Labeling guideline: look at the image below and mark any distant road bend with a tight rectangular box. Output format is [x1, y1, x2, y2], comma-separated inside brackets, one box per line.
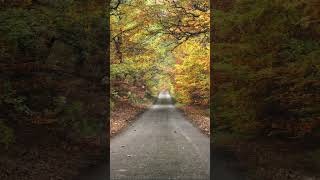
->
[111, 91, 210, 180]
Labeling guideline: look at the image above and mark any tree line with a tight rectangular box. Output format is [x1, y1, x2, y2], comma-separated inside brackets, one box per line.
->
[110, 0, 210, 108]
[213, 0, 320, 138]
[0, 0, 109, 148]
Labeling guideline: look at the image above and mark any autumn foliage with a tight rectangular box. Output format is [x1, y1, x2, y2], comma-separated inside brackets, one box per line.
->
[213, 0, 320, 138]
[110, 0, 210, 109]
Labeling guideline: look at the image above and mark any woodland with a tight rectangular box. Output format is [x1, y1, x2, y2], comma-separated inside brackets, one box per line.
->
[213, 0, 320, 138]
[213, 0, 320, 179]
[111, 0, 320, 179]
[110, 0, 210, 135]
[0, 1, 109, 179]
[110, 0, 210, 106]
[0, 0, 319, 179]
[111, 0, 320, 139]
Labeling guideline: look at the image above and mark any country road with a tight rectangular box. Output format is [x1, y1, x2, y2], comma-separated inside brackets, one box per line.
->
[111, 91, 210, 180]
[77, 91, 244, 180]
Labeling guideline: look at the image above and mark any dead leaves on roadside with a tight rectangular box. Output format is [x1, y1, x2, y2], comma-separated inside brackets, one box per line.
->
[180, 106, 210, 135]
[110, 101, 146, 136]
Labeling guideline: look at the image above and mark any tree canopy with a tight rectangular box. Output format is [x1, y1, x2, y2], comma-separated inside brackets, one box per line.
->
[110, 0, 210, 107]
[0, 0, 109, 148]
[213, 0, 320, 137]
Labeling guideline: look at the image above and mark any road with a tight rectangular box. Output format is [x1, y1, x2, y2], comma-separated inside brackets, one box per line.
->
[111, 91, 210, 180]
[77, 91, 244, 180]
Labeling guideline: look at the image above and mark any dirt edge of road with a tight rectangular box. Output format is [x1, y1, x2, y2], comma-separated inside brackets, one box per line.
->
[178, 105, 210, 136]
[110, 100, 150, 138]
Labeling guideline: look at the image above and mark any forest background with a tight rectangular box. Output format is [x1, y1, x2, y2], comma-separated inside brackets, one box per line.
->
[109, 0, 210, 136]
[0, 0, 319, 180]
[0, 1, 109, 179]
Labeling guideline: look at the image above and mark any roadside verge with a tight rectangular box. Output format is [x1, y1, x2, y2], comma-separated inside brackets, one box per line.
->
[110, 100, 151, 137]
[178, 105, 210, 136]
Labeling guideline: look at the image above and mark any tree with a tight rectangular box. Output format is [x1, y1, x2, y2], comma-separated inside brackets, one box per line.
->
[110, 0, 210, 108]
[213, 0, 320, 136]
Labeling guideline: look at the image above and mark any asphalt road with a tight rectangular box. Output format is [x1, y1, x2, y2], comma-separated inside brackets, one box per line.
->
[77, 92, 245, 180]
[110, 91, 210, 180]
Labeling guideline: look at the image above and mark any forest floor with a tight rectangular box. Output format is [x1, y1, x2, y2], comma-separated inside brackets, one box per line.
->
[178, 105, 210, 136]
[110, 99, 152, 137]
[214, 132, 320, 180]
[0, 123, 105, 180]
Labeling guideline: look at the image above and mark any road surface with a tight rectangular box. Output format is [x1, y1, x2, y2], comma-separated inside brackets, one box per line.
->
[77, 91, 245, 180]
[111, 91, 210, 180]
